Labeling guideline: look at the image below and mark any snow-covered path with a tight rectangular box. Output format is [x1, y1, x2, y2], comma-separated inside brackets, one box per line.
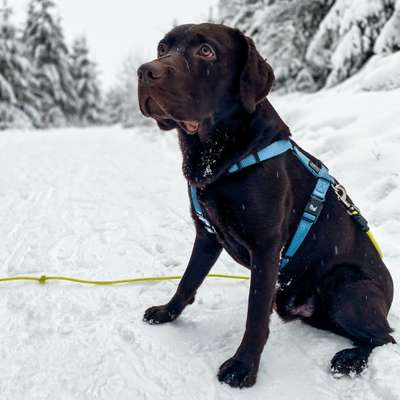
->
[0, 89, 399, 399]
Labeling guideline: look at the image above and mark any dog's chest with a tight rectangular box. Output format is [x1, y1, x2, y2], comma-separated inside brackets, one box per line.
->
[196, 186, 253, 267]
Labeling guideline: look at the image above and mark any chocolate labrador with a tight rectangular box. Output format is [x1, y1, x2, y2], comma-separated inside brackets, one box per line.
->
[137, 23, 395, 388]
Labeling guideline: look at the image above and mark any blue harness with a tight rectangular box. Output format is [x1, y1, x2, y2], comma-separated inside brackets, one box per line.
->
[190, 139, 336, 269]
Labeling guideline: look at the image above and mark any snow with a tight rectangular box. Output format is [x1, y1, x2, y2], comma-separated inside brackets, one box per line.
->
[335, 51, 400, 92]
[0, 87, 400, 399]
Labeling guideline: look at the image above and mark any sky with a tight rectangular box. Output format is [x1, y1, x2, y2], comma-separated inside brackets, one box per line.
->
[11, 0, 218, 90]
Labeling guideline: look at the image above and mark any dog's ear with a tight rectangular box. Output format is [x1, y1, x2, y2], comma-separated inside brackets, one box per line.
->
[156, 118, 178, 131]
[240, 36, 275, 113]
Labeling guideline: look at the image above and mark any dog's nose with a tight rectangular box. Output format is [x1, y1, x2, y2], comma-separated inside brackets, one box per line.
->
[137, 62, 165, 85]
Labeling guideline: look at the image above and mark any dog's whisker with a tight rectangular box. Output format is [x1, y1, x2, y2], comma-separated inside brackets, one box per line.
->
[183, 56, 191, 73]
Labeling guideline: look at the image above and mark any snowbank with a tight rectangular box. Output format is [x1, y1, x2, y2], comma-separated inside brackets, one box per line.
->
[340, 52, 400, 91]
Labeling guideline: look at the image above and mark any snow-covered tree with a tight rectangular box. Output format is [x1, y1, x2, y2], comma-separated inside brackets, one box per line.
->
[105, 55, 145, 128]
[0, 0, 41, 129]
[219, 0, 400, 91]
[219, 0, 260, 33]
[307, 0, 396, 87]
[219, 0, 335, 91]
[104, 87, 124, 125]
[23, 0, 78, 127]
[374, 0, 400, 53]
[70, 36, 102, 126]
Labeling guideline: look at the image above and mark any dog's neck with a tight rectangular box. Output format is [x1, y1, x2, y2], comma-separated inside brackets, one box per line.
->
[178, 99, 291, 187]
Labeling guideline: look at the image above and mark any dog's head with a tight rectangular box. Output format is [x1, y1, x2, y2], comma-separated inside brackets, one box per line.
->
[137, 23, 274, 134]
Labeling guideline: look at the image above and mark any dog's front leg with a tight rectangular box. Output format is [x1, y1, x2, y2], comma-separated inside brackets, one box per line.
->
[218, 244, 280, 388]
[143, 229, 222, 324]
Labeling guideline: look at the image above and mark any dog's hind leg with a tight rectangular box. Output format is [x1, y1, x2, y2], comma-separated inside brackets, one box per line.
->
[316, 266, 395, 376]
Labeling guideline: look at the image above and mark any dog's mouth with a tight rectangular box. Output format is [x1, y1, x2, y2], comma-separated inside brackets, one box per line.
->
[141, 96, 201, 135]
[143, 97, 165, 119]
[180, 120, 200, 134]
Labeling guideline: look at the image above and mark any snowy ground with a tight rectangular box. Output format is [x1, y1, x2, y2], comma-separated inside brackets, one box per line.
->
[0, 88, 399, 400]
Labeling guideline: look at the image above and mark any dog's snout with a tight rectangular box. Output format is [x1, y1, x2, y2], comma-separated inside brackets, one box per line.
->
[138, 62, 166, 85]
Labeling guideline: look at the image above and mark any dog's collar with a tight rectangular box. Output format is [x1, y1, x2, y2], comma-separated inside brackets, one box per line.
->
[190, 139, 382, 269]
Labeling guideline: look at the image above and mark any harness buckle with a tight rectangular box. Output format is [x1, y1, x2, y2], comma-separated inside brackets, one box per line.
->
[308, 161, 321, 174]
[232, 162, 241, 173]
[304, 195, 324, 220]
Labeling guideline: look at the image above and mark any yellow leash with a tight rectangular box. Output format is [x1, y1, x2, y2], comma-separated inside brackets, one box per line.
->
[0, 273, 250, 286]
[350, 210, 384, 258]
[366, 230, 383, 258]
[0, 219, 382, 287]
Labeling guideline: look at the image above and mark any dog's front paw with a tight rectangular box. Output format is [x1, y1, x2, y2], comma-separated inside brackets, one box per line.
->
[143, 305, 179, 325]
[217, 356, 259, 388]
[330, 347, 369, 377]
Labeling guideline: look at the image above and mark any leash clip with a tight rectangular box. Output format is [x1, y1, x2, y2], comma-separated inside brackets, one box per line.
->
[333, 183, 352, 208]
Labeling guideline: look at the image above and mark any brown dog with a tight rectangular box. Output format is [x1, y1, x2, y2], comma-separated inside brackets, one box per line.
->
[137, 23, 395, 388]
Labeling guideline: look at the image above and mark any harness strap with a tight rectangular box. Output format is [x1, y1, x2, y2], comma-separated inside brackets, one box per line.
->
[191, 140, 334, 266]
[228, 140, 293, 174]
[280, 173, 332, 268]
[189, 139, 380, 270]
[191, 186, 216, 233]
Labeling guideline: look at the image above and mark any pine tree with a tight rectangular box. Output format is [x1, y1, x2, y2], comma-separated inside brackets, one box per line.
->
[219, 0, 260, 31]
[307, 0, 396, 87]
[23, 0, 78, 127]
[219, 0, 334, 91]
[105, 55, 145, 128]
[104, 87, 124, 125]
[374, 0, 400, 53]
[0, 0, 41, 129]
[70, 36, 102, 126]
[219, 0, 400, 90]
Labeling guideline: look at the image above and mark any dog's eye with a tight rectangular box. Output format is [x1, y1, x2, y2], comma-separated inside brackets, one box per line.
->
[197, 44, 215, 59]
[158, 43, 168, 57]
